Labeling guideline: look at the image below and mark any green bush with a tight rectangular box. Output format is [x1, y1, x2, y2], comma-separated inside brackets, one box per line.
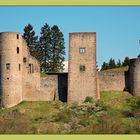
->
[126, 98, 140, 110]
[84, 96, 94, 103]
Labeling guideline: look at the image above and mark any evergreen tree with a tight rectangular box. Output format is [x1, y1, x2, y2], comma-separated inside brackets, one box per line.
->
[39, 23, 52, 72]
[123, 56, 130, 66]
[101, 62, 109, 70]
[108, 58, 116, 69]
[138, 54, 140, 58]
[49, 25, 65, 72]
[117, 59, 122, 67]
[23, 24, 38, 57]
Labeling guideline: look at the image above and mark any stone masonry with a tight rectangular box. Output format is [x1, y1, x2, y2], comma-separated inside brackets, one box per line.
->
[68, 32, 99, 104]
[0, 31, 140, 108]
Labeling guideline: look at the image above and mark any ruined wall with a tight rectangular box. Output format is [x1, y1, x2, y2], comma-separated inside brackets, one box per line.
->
[68, 32, 98, 104]
[0, 32, 41, 108]
[99, 71, 125, 91]
[40, 75, 58, 101]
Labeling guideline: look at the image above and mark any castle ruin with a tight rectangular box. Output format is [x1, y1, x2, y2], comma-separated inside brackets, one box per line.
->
[0, 32, 140, 108]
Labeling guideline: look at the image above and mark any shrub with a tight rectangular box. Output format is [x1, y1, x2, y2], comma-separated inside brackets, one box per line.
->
[126, 98, 140, 110]
[84, 96, 94, 103]
[54, 108, 73, 123]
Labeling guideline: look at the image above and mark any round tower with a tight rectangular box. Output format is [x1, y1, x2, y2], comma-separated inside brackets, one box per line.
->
[129, 58, 140, 97]
[0, 32, 23, 108]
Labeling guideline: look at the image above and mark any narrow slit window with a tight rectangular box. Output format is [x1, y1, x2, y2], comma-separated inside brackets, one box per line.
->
[6, 63, 10, 70]
[19, 64, 21, 71]
[79, 48, 85, 54]
[17, 47, 19, 54]
[29, 64, 32, 73]
[17, 34, 19, 39]
[32, 64, 34, 73]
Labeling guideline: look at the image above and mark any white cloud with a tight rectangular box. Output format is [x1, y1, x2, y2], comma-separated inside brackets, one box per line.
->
[63, 61, 68, 72]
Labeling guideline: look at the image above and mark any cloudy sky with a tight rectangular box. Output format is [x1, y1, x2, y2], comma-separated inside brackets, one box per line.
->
[1, 6, 140, 68]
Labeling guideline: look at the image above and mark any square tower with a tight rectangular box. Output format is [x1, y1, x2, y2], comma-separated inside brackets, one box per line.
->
[68, 32, 97, 104]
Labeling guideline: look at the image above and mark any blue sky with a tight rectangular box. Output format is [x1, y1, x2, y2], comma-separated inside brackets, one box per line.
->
[0, 6, 140, 67]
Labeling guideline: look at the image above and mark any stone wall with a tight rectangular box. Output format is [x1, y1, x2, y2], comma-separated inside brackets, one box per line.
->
[40, 75, 58, 101]
[99, 71, 125, 91]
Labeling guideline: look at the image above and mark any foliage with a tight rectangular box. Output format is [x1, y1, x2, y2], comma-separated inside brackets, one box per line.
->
[101, 62, 109, 70]
[23, 23, 65, 73]
[0, 92, 140, 134]
[23, 24, 38, 59]
[39, 23, 52, 72]
[137, 54, 140, 58]
[84, 96, 94, 103]
[117, 59, 122, 67]
[122, 56, 130, 66]
[49, 25, 65, 72]
[101, 56, 130, 71]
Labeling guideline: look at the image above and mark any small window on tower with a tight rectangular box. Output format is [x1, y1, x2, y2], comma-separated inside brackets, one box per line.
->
[32, 64, 34, 73]
[29, 64, 32, 73]
[23, 57, 27, 63]
[19, 64, 21, 71]
[6, 63, 10, 70]
[17, 47, 19, 54]
[80, 65, 85, 72]
[17, 34, 19, 39]
[79, 48, 85, 54]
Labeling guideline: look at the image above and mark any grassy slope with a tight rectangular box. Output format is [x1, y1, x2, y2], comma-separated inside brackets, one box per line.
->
[0, 91, 140, 134]
[101, 66, 129, 72]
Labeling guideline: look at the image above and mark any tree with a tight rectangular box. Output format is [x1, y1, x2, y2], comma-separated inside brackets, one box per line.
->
[39, 23, 52, 72]
[49, 25, 65, 72]
[138, 54, 140, 58]
[23, 24, 38, 58]
[101, 62, 109, 71]
[117, 59, 122, 67]
[108, 58, 116, 69]
[123, 56, 130, 66]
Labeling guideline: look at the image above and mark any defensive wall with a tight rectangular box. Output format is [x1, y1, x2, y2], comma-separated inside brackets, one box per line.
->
[1, 32, 140, 108]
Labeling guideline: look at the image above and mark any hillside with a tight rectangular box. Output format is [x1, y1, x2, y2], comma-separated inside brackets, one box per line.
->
[0, 91, 140, 134]
[101, 66, 129, 72]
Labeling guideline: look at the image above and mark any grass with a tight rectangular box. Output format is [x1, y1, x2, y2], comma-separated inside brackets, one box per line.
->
[0, 91, 140, 134]
[102, 66, 129, 72]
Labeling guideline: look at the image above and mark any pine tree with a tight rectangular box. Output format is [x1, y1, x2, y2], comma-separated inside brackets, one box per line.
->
[108, 58, 116, 69]
[49, 25, 65, 72]
[23, 24, 38, 58]
[39, 23, 52, 72]
[117, 59, 122, 67]
[123, 56, 130, 66]
[138, 54, 140, 58]
[101, 62, 109, 70]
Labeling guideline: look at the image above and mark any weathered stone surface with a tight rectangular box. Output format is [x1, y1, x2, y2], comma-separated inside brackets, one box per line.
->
[68, 33, 98, 104]
[129, 58, 140, 97]
[99, 71, 125, 91]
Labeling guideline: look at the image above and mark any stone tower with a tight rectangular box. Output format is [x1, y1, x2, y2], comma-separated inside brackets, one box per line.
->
[129, 58, 140, 97]
[0, 32, 23, 108]
[68, 32, 98, 104]
[0, 32, 40, 108]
